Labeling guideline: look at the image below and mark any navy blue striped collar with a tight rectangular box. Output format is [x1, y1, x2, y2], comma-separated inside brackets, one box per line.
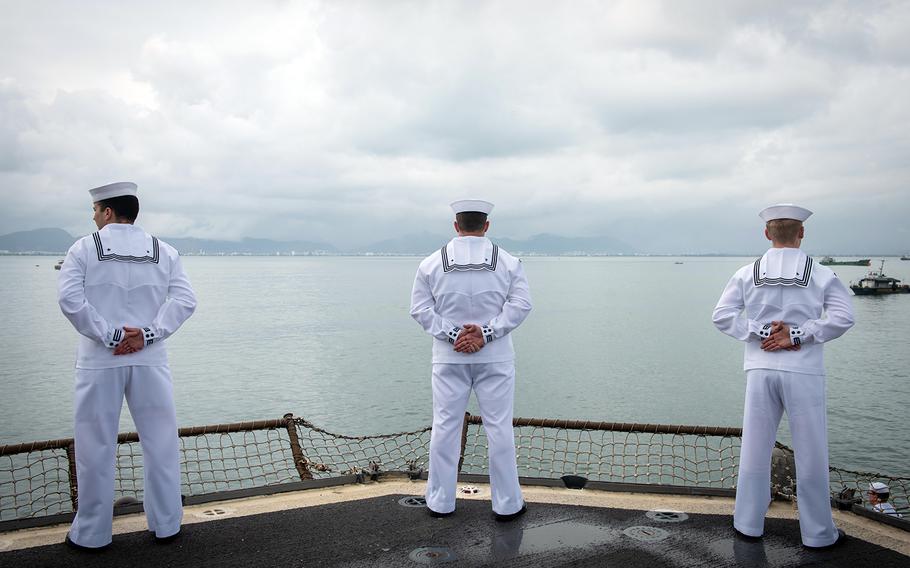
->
[753, 253, 813, 287]
[441, 238, 499, 273]
[93, 231, 160, 264]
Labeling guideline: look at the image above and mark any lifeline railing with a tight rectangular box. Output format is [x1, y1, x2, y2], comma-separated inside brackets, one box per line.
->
[1, 414, 906, 529]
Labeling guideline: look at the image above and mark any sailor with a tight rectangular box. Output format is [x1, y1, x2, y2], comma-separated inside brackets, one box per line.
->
[868, 482, 903, 517]
[410, 199, 532, 521]
[58, 182, 197, 549]
[713, 204, 854, 549]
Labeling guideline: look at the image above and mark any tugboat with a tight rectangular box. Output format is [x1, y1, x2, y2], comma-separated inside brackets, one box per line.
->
[820, 256, 871, 266]
[53, 259, 64, 270]
[902, 255, 909, 261]
[850, 260, 910, 295]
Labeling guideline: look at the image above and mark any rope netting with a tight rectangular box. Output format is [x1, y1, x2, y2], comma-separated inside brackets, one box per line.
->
[1, 414, 907, 525]
[770, 443, 908, 515]
[829, 466, 909, 515]
[290, 418, 431, 478]
[115, 429, 299, 501]
[0, 449, 72, 521]
[461, 423, 740, 487]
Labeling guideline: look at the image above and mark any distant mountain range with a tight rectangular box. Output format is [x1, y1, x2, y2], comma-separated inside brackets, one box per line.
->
[0, 228, 638, 256]
[0, 228, 338, 255]
[9, 228, 895, 257]
[0, 228, 77, 254]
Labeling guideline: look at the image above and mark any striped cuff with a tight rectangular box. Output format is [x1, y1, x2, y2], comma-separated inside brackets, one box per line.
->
[142, 327, 158, 346]
[481, 325, 495, 344]
[447, 327, 462, 345]
[757, 323, 773, 339]
[789, 326, 804, 346]
[105, 328, 125, 349]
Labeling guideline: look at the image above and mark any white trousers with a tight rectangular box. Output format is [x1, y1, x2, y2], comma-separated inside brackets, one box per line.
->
[426, 362, 524, 515]
[69, 366, 182, 548]
[735, 369, 838, 547]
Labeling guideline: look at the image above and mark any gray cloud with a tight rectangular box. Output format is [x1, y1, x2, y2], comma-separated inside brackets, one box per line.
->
[0, 0, 908, 252]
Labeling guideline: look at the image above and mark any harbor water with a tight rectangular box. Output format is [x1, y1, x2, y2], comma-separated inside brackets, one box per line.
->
[0, 255, 907, 477]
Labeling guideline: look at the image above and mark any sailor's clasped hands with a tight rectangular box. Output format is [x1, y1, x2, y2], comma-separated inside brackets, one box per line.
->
[113, 326, 146, 356]
[454, 324, 485, 354]
[761, 321, 801, 352]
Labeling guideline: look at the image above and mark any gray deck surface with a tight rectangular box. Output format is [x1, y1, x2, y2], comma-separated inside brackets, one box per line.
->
[1, 494, 907, 567]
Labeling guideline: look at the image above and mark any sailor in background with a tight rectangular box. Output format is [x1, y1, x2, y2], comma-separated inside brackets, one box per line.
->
[410, 199, 532, 521]
[713, 204, 854, 549]
[868, 482, 903, 517]
[58, 182, 196, 549]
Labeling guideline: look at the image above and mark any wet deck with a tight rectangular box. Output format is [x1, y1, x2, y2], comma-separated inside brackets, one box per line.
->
[1, 481, 908, 567]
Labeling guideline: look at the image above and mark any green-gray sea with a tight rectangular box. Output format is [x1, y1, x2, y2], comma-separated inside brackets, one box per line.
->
[1, 255, 907, 476]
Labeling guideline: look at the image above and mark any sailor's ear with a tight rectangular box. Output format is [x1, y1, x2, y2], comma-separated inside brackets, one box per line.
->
[799, 226, 804, 238]
[764, 227, 772, 241]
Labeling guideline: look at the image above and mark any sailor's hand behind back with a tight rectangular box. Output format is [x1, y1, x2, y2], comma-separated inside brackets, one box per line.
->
[454, 324, 484, 353]
[114, 327, 145, 355]
[761, 321, 800, 352]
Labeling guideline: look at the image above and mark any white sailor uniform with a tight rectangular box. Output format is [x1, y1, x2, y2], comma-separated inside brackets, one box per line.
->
[58, 223, 196, 547]
[873, 502, 902, 517]
[713, 247, 854, 547]
[410, 236, 532, 515]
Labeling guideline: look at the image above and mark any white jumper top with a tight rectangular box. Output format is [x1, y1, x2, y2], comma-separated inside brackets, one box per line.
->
[713, 247, 854, 374]
[873, 502, 902, 517]
[410, 236, 532, 364]
[58, 223, 197, 369]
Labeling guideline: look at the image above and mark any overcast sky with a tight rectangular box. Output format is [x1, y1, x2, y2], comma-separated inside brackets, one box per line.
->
[1, 0, 908, 253]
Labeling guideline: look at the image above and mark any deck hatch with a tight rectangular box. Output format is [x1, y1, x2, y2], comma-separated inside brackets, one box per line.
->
[398, 496, 428, 508]
[646, 510, 689, 523]
[623, 525, 670, 542]
[409, 546, 457, 564]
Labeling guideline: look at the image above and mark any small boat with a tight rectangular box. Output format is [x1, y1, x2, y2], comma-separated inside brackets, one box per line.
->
[901, 255, 909, 261]
[53, 259, 64, 270]
[850, 260, 910, 295]
[820, 256, 871, 266]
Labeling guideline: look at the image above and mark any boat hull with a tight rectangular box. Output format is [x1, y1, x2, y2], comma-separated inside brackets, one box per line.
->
[821, 259, 871, 266]
[850, 286, 910, 295]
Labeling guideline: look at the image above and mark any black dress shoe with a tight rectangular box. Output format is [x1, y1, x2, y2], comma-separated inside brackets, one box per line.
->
[733, 527, 763, 542]
[64, 533, 109, 552]
[803, 529, 847, 550]
[155, 531, 181, 544]
[427, 508, 454, 518]
[494, 505, 527, 523]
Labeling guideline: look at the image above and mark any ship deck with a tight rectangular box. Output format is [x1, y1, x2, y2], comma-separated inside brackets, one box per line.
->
[1, 479, 908, 567]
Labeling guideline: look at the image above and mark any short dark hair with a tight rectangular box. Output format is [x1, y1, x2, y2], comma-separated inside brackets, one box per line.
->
[456, 211, 487, 232]
[766, 219, 802, 243]
[95, 195, 139, 222]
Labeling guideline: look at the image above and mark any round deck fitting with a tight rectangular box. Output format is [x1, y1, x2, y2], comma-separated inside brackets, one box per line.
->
[194, 507, 235, 519]
[409, 546, 457, 564]
[623, 526, 670, 543]
[646, 510, 689, 523]
[398, 496, 428, 508]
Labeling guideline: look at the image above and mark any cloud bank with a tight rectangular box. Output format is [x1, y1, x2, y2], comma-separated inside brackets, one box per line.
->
[1, 0, 908, 252]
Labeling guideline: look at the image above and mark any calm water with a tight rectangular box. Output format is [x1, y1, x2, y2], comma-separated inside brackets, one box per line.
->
[0, 255, 907, 476]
